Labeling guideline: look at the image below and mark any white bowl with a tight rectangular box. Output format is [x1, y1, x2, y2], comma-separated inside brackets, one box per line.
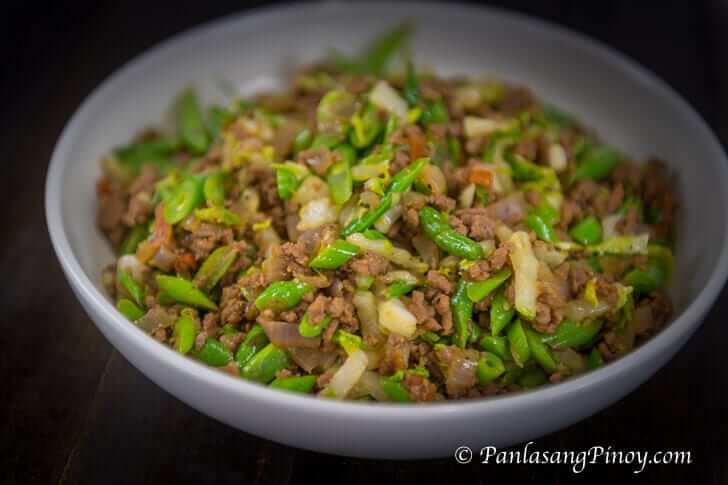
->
[45, 1, 728, 459]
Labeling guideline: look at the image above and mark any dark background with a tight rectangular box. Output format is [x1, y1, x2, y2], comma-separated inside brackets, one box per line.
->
[2, 1, 727, 484]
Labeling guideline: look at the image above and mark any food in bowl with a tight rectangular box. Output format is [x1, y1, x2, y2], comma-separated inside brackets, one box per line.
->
[96, 24, 676, 402]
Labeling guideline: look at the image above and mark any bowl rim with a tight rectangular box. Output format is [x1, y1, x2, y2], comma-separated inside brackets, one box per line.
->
[45, 0, 728, 421]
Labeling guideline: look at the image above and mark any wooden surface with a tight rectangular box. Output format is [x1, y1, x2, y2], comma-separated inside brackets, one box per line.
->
[2, 1, 727, 483]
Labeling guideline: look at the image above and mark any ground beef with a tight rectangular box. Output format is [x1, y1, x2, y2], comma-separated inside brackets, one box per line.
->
[432, 293, 453, 334]
[344, 75, 373, 94]
[429, 193, 456, 212]
[194, 311, 220, 350]
[467, 260, 491, 281]
[524, 190, 541, 206]
[571, 179, 600, 206]
[568, 261, 593, 296]
[123, 192, 154, 226]
[184, 223, 234, 261]
[606, 182, 625, 214]
[559, 199, 582, 230]
[379, 333, 410, 375]
[347, 252, 389, 276]
[403, 373, 439, 402]
[129, 165, 160, 195]
[444, 214, 466, 236]
[277, 242, 307, 278]
[391, 149, 411, 174]
[390, 125, 427, 170]
[407, 291, 439, 331]
[496, 85, 536, 115]
[403, 207, 419, 230]
[220, 332, 244, 352]
[514, 136, 538, 161]
[454, 207, 497, 241]
[611, 161, 642, 189]
[329, 296, 358, 329]
[532, 289, 565, 334]
[220, 285, 245, 326]
[645, 290, 673, 329]
[316, 367, 336, 389]
[487, 244, 510, 271]
[616, 206, 640, 235]
[504, 280, 516, 305]
[122, 165, 159, 226]
[447, 163, 475, 193]
[96, 178, 127, 245]
[321, 317, 340, 347]
[279, 309, 300, 323]
[306, 294, 329, 324]
[426, 271, 454, 294]
[152, 327, 168, 343]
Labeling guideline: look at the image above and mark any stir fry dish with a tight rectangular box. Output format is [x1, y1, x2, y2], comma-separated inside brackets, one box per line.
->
[97, 24, 676, 401]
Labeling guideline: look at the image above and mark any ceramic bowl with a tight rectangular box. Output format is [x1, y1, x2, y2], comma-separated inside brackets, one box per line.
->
[46, 1, 728, 458]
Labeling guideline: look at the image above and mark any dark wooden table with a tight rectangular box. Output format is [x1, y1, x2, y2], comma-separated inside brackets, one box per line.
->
[2, 1, 727, 483]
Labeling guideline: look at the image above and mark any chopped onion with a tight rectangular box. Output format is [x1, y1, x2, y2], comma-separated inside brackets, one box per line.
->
[353, 291, 383, 345]
[564, 299, 611, 322]
[458, 183, 476, 208]
[338, 196, 359, 227]
[554, 348, 587, 374]
[402, 190, 429, 208]
[548, 143, 568, 172]
[351, 160, 390, 181]
[254, 226, 281, 258]
[291, 175, 330, 206]
[285, 214, 301, 241]
[534, 243, 568, 267]
[297, 197, 339, 231]
[495, 224, 513, 243]
[150, 244, 176, 272]
[378, 299, 417, 337]
[380, 270, 419, 285]
[363, 347, 382, 370]
[369, 80, 408, 121]
[117, 254, 146, 283]
[588, 234, 649, 256]
[389, 247, 429, 274]
[412, 234, 440, 268]
[544, 191, 563, 212]
[463, 116, 513, 138]
[418, 164, 447, 194]
[322, 349, 368, 399]
[601, 213, 623, 240]
[453, 84, 482, 111]
[350, 370, 390, 401]
[374, 203, 402, 233]
[445, 355, 478, 395]
[262, 244, 286, 283]
[538, 262, 570, 301]
[137, 306, 175, 334]
[259, 320, 321, 348]
[508, 231, 539, 320]
[346, 233, 393, 257]
[479, 239, 496, 258]
[484, 192, 527, 224]
[491, 161, 514, 193]
[288, 347, 338, 373]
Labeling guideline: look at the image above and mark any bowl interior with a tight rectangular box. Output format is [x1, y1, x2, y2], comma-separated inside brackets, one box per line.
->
[57, 3, 724, 319]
